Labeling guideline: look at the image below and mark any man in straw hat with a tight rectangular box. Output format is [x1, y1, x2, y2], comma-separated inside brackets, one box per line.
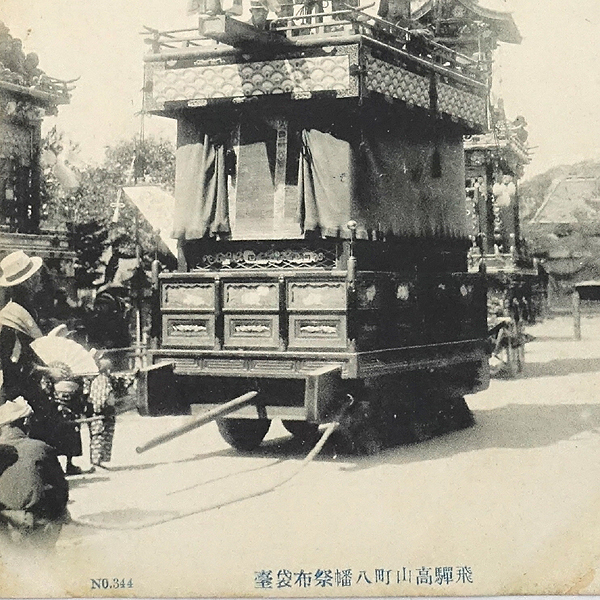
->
[0, 250, 70, 465]
[0, 250, 45, 405]
[0, 397, 69, 550]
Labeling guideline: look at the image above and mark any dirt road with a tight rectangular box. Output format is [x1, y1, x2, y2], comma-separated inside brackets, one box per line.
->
[3, 314, 600, 597]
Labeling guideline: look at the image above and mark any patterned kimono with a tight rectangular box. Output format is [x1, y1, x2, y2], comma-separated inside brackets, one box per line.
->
[87, 372, 116, 465]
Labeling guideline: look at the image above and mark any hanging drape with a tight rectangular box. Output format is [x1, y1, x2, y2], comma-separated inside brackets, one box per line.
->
[172, 116, 467, 242]
[358, 130, 468, 238]
[297, 129, 353, 237]
[297, 125, 467, 239]
[172, 128, 230, 240]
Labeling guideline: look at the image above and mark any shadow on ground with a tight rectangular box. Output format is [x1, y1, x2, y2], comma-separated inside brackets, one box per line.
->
[67, 475, 110, 490]
[72, 508, 180, 529]
[63, 402, 600, 529]
[342, 402, 600, 471]
[204, 401, 600, 471]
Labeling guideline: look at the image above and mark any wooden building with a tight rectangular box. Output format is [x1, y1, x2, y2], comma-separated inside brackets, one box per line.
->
[0, 24, 75, 298]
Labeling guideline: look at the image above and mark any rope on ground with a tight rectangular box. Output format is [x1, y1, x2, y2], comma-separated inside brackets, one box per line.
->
[166, 458, 287, 496]
[70, 398, 352, 531]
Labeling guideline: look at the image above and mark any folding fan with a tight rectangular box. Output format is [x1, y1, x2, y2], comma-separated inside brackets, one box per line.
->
[31, 336, 99, 377]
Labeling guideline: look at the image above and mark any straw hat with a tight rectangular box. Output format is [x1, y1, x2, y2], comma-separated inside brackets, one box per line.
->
[0, 397, 33, 427]
[0, 250, 42, 287]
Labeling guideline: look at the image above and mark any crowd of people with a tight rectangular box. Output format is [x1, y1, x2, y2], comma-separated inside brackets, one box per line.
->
[0, 250, 135, 553]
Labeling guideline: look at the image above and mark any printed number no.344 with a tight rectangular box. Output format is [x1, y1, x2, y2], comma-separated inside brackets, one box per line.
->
[91, 578, 133, 590]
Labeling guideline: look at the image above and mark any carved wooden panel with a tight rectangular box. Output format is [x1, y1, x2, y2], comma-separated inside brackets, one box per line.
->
[204, 358, 247, 371]
[287, 281, 346, 310]
[364, 54, 430, 110]
[249, 359, 296, 374]
[437, 81, 487, 130]
[224, 315, 280, 348]
[288, 315, 347, 349]
[162, 314, 215, 347]
[171, 358, 198, 372]
[364, 49, 487, 129]
[162, 282, 215, 310]
[356, 275, 391, 310]
[194, 244, 338, 270]
[148, 53, 354, 110]
[223, 282, 279, 310]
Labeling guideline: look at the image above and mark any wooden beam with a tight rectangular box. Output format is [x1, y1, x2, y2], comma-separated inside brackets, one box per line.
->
[200, 15, 292, 48]
[273, 118, 288, 237]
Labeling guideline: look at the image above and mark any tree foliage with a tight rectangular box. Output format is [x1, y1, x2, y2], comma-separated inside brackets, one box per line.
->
[41, 132, 176, 287]
[66, 221, 109, 288]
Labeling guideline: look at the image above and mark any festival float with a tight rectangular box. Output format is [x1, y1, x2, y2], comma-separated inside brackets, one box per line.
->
[134, 0, 506, 453]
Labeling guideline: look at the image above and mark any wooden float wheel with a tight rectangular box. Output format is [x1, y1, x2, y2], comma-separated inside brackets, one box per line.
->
[282, 420, 319, 441]
[216, 418, 271, 451]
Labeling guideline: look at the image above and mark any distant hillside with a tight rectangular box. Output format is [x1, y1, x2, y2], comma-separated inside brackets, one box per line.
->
[519, 160, 600, 293]
[519, 160, 600, 221]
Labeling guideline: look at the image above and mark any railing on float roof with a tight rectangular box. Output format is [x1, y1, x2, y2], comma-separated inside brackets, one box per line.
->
[142, 2, 486, 84]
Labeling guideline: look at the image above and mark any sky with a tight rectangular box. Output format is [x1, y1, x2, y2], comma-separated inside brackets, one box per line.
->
[3, 0, 600, 180]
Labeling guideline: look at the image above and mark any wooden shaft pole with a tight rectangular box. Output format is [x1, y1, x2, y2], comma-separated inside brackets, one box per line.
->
[135, 391, 258, 454]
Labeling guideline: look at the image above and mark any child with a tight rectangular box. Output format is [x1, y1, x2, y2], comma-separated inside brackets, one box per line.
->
[87, 359, 117, 468]
[52, 378, 85, 476]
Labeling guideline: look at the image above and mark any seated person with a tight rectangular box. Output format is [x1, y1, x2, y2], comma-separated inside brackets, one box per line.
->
[0, 397, 69, 551]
